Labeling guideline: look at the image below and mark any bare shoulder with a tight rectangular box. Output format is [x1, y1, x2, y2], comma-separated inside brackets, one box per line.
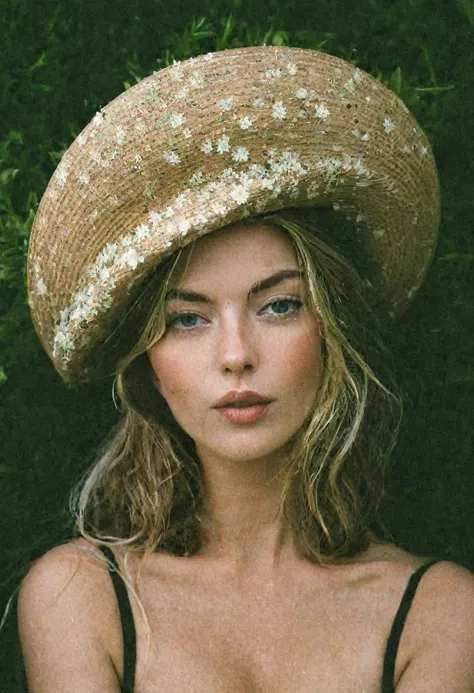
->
[397, 560, 474, 691]
[18, 538, 122, 692]
[364, 540, 474, 691]
[19, 537, 114, 616]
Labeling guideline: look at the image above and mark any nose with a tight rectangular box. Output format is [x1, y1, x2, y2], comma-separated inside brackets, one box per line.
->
[218, 310, 258, 374]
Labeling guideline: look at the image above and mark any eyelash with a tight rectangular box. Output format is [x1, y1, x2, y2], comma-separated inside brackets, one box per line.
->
[165, 298, 303, 331]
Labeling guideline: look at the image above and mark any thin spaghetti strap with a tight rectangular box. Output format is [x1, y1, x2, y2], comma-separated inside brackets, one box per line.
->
[99, 546, 137, 693]
[381, 559, 442, 693]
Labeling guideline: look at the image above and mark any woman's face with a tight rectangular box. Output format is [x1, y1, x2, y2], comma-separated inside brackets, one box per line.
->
[147, 222, 323, 465]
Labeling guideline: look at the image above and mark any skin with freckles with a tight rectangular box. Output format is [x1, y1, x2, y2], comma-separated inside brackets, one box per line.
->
[147, 221, 323, 578]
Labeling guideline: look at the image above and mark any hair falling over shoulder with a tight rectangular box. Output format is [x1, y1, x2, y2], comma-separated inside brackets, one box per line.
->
[71, 207, 402, 566]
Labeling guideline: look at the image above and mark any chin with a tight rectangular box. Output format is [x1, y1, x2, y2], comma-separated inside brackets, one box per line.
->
[197, 430, 295, 464]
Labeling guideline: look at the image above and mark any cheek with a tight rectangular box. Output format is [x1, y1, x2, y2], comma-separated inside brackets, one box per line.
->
[277, 327, 322, 382]
[148, 346, 202, 400]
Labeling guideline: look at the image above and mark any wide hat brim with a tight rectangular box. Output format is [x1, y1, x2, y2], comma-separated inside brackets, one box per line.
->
[27, 45, 440, 384]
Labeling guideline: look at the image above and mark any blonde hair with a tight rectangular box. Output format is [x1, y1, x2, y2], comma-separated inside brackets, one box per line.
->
[70, 206, 401, 570]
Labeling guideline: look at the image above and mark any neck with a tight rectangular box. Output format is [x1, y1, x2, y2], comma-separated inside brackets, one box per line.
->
[195, 445, 297, 586]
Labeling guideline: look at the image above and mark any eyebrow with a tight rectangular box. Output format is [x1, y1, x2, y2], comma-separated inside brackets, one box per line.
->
[165, 269, 303, 304]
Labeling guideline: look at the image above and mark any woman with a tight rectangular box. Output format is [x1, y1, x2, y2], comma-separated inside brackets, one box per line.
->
[17, 46, 474, 691]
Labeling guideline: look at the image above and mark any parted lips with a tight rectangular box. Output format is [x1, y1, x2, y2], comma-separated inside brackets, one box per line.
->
[27, 45, 440, 384]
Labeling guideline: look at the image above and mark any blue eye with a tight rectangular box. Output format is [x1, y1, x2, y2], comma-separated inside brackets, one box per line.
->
[263, 299, 302, 316]
[165, 298, 302, 331]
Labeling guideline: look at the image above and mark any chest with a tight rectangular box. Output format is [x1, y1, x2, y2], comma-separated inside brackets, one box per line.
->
[125, 570, 402, 693]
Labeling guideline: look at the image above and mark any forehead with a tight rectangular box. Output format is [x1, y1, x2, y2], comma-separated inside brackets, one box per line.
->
[172, 222, 299, 284]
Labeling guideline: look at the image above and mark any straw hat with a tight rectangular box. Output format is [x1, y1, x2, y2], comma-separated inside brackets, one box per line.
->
[27, 45, 440, 384]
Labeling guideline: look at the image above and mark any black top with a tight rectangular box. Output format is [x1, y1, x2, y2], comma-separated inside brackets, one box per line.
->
[99, 546, 441, 693]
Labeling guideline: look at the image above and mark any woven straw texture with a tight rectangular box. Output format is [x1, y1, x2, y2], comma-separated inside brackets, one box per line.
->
[27, 45, 440, 383]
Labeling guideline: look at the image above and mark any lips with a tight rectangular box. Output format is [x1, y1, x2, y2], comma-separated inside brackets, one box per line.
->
[224, 402, 263, 408]
[214, 390, 273, 408]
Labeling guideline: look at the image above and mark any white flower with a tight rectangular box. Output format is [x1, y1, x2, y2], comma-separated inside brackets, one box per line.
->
[134, 154, 143, 164]
[342, 78, 356, 95]
[57, 166, 69, 187]
[78, 172, 90, 186]
[58, 306, 71, 326]
[175, 87, 189, 100]
[99, 267, 110, 281]
[201, 138, 213, 155]
[261, 177, 275, 190]
[148, 211, 163, 226]
[253, 98, 266, 108]
[232, 146, 250, 163]
[220, 167, 236, 183]
[288, 183, 300, 199]
[116, 126, 127, 144]
[266, 69, 282, 79]
[93, 110, 105, 126]
[361, 133, 370, 141]
[53, 329, 71, 354]
[238, 171, 252, 186]
[295, 88, 308, 99]
[287, 62, 298, 76]
[178, 218, 191, 234]
[77, 132, 87, 146]
[307, 181, 320, 199]
[183, 128, 192, 139]
[110, 150, 119, 160]
[211, 201, 229, 216]
[270, 182, 282, 198]
[190, 72, 204, 88]
[204, 52, 214, 61]
[218, 97, 233, 112]
[188, 170, 204, 187]
[230, 184, 250, 205]
[402, 144, 411, 153]
[248, 163, 267, 178]
[318, 157, 342, 185]
[238, 116, 253, 130]
[118, 248, 144, 270]
[175, 191, 190, 208]
[383, 118, 395, 134]
[169, 112, 186, 128]
[97, 243, 118, 265]
[164, 150, 181, 165]
[171, 65, 184, 82]
[36, 278, 48, 296]
[216, 135, 230, 154]
[271, 101, 287, 120]
[135, 223, 150, 240]
[420, 145, 428, 156]
[353, 157, 369, 177]
[356, 214, 365, 223]
[164, 206, 175, 218]
[280, 151, 304, 174]
[353, 70, 361, 82]
[314, 104, 330, 120]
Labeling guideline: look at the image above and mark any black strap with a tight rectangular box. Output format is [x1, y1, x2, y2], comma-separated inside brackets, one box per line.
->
[381, 559, 442, 693]
[100, 546, 137, 693]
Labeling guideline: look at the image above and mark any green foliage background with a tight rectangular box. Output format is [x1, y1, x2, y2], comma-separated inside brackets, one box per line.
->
[0, 0, 473, 682]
